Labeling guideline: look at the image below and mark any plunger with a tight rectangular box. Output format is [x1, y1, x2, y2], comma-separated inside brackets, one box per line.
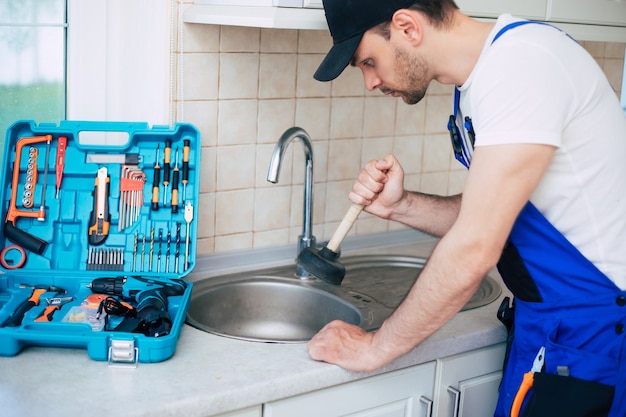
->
[296, 204, 364, 285]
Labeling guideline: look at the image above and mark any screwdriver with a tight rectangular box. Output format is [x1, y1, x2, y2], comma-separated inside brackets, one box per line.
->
[182, 139, 190, 204]
[55, 136, 67, 199]
[184, 201, 193, 271]
[162, 140, 171, 207]
[151, 145, 160, 211]
[171, 148, 180, 213]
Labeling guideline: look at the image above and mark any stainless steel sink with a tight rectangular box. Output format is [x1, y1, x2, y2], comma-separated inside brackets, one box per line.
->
[186, 278, 361, 343]
[187, 255, 501, 343]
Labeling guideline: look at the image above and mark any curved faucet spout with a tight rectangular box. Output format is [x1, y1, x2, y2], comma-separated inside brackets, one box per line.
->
[267, 127, 315, 260]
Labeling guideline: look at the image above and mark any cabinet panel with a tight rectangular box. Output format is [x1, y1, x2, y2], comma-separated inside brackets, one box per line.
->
[264, 362, 436, 417]
[433, 344, 505, 417]
[456, 0, 547, 20]
[213, 406, 262, 417]
[458, 371, 502, 417]
[549, 0, 626, 27]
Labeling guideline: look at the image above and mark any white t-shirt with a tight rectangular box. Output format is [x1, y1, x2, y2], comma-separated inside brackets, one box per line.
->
[458, 14, 626, 289]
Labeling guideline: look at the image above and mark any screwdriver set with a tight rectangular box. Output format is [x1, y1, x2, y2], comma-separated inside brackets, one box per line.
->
[0, 120, 201, 364]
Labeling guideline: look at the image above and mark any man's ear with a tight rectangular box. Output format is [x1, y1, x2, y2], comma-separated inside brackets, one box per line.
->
[391, 10, 423, 45]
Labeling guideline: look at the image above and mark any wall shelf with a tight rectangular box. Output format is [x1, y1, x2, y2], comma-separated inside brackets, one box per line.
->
[183, 5, 328, 30]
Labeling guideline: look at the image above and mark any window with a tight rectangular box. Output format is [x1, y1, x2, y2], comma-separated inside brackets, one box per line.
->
[622, 52, 626, 114]
[0, 0, 66, 154]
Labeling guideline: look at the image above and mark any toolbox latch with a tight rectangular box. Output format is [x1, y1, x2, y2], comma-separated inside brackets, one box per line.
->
[108, 339, 138, 368]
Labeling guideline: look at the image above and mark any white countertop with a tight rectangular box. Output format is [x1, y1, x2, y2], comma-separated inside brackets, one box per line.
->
[0, 238, 509, 417]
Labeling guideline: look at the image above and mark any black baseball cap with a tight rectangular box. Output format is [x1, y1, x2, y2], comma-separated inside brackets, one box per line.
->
[314, 0, 417, 82]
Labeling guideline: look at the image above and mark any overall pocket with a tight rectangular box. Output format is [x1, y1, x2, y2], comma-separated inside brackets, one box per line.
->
[522, 372, 614, 417]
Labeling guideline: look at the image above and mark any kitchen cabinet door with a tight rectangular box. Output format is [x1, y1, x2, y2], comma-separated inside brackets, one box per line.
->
[549, 0, 626, 27]
[456, 0, 547, 20]
[433, 344, 506, 417]
[264, 362, 436, 417]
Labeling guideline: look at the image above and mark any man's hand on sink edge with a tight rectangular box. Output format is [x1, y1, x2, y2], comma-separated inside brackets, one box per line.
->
[307, 320, 384, 373]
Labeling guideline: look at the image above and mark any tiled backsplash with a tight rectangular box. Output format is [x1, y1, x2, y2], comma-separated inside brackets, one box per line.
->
[175, 18, 625, 256]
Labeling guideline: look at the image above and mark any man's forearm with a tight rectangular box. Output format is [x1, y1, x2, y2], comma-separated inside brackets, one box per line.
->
[389, 192, 462, 237]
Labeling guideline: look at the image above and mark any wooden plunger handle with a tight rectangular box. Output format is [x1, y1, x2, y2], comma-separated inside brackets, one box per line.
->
[326, 204, 364, 252]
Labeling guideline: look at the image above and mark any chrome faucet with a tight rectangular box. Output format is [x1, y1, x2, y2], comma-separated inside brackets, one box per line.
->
[267, 127, 316, 274]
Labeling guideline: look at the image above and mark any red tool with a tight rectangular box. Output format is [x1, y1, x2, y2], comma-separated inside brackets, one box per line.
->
[55, 136, 67, 199]
[511, 346, 545, 417]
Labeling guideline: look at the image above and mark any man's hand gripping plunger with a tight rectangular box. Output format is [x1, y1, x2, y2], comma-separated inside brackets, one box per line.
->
[307, 155, 406, 372]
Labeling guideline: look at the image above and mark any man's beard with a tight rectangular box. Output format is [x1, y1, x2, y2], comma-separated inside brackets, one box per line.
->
[383, 47, 429, 105]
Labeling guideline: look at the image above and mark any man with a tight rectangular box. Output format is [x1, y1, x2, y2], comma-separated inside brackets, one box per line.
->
[306, 1, 626, 416]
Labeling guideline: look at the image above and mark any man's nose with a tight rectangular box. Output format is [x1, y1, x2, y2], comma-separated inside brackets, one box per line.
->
[363, 71, 382, 92]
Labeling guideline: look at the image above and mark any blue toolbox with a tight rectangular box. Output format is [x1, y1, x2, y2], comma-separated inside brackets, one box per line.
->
[0, 120, 201, 364]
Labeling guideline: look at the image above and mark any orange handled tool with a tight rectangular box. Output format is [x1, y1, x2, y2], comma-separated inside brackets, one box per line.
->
[88, 167, 111, 246]
[171, 148, 180, 213]
[35, 296, 73, 322]
[1, 285, 65, 327]
[511, 346, 545, 417]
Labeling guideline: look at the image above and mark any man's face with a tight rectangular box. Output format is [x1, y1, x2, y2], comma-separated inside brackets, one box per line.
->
[352, 30, 430, 105]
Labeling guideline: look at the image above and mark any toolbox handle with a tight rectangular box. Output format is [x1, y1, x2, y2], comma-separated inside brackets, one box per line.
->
[58, 121, 151, 151]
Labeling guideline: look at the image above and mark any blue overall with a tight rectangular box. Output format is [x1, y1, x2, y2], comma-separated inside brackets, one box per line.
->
[494, 202, 625, 416]
[448, 21, 626, 417]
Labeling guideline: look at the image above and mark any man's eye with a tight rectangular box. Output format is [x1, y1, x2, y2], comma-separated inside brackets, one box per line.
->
[363, 59, 373, 67]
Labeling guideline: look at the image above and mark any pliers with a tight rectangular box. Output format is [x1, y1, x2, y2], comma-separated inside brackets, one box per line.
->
[511, 346, 545, 417]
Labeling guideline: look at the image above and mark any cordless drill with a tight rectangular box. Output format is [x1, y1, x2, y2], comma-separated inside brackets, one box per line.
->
[88, 276, 187, 337]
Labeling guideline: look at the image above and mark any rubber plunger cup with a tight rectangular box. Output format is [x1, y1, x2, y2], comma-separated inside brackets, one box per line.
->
[296, 204, 363, 285]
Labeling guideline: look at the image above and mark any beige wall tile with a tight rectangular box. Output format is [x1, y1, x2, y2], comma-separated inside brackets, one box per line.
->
[183, 22, 220, 53]
[362, 136, 394, 166]
[182, 53, 219, 100]
[324, 180, 354, 223]
[328, 138, 363, 182]
[217, 99, 258, 145]
[393, 135, 423, 175]
[331, 67, 366, 97]
[199, 146, 216, 193]
[215, 233, 253, 252]
[297, 30, 331, 53]
[197, 192, 216, 238]
[254, 186, 292, 231]
[420, 171, 449, 195]
[255, 143, 278, 189]
[216, 144, 256, 191]
[329, 97, 364, 139]
[220, 26, 260, 52]
[259, 53, 297, 99]
[422, 133, 451, 173]
[424, 95, 450, 134]
[297, 54, 332, 97]
[260, 28, 297, 53]
[295, 98, 331, 141]
[181, 100, 218, 147]
[253, 228, 290, 249]
[395, 101, 425, 136]
[258, 99, 296, 143]
[604, 42, 625, 59]
[219, 53, 259, 99]
[215, 189, 254, 234]
[363, 96, 397, 138]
